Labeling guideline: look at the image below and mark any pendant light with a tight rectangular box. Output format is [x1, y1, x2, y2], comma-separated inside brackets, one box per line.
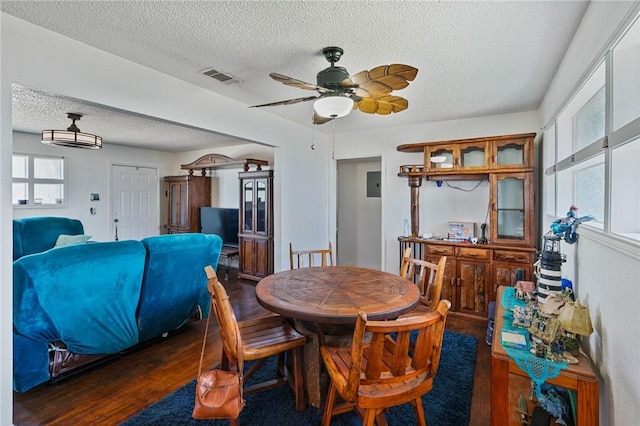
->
[42, 113, 102, 149]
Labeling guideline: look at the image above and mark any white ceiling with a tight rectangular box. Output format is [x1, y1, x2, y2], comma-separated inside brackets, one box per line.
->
[3, 1, 590, 152]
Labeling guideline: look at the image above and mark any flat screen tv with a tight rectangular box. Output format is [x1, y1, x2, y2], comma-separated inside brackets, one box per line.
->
[199, 207, 239, 247]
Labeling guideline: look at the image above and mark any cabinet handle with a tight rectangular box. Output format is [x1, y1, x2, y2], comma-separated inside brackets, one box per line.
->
[450, 278, 455, 287]
[456, 278, 461, 287]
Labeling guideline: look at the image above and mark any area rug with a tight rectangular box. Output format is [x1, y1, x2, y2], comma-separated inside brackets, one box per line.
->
[121, 330, 477, 426]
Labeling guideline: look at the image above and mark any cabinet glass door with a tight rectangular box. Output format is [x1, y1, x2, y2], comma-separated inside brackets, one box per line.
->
[496, 176, 525, 240]
[256, 179, 267, 234]
[243, 180, 253, 232]
[425, 147, 454, 171]
[458, 142, 488, 170]
[493, 138, 530, 169]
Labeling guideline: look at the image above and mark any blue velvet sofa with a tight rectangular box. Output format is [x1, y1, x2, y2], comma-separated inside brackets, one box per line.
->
[13, 218, 223, 392]
[13, 216, 84, 261]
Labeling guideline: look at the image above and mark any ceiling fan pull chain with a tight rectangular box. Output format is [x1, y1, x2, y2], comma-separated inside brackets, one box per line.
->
[332, 119, 336, 160]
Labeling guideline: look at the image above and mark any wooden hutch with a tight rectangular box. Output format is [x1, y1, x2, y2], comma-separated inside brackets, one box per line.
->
[397, 132, 537, 321]
[164, 154, 272, 281]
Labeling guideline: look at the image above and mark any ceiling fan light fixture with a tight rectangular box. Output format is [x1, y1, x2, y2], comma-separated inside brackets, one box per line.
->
[42, 113, 102, 149]
[313, 96, 354, 118]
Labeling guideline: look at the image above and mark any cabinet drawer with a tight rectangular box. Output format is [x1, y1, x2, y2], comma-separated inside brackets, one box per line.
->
[426, 245, 455, 256]
[493, 250, 531, 263]
[457, 247, 490, 259]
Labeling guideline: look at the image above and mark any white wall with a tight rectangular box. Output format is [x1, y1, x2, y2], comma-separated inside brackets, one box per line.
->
[0, 13, 330, 422]
[538, 2, 640, 425]
[12, 131, 174, 241]
[331, 110, 539, 274]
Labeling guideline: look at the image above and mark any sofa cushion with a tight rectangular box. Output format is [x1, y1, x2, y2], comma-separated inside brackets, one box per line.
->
[13, 240, 146, 392]
[137, 233, 223, 342]
[14, 217, 84, 260]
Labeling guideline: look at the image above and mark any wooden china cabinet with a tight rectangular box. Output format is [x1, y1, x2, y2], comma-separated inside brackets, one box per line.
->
[164, 175, 211, 234]
[397, 132, 537, 321]
[238, 169, 274, 281]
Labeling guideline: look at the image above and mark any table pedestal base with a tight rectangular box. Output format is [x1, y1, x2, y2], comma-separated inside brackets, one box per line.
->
[293, 320, 353, 408]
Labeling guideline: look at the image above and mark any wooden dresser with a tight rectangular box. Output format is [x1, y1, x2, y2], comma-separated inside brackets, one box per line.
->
[491, 286, 599, 425]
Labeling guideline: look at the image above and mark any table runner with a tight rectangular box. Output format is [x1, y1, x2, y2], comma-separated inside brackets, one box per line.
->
[499, 287, 568, 398]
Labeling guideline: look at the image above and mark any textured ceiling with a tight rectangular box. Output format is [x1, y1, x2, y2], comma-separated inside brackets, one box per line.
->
[3, 1, 590, 151]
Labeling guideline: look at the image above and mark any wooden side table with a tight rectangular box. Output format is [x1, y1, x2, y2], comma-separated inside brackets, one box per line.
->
[491, 286, 599, 425]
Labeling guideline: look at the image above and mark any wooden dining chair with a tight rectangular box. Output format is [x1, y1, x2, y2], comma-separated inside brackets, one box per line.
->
[289, 242, 334, 269]
[204, 266, 307, 419]
[399, 255, 447, 315]
[320, 300, 451, 426]
[399, 246, 412, 275]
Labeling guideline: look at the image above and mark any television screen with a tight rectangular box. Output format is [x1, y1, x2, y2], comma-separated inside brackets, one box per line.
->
[199, 207, 239, 247]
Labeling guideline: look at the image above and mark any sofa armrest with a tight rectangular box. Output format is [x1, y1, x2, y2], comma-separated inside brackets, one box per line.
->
[14, 217, 85, 260]
[13, 240, 146, 392]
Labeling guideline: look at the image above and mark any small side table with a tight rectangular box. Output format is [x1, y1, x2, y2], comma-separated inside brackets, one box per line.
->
[491, 286, 599, 425]
[218, 245, 239, 280]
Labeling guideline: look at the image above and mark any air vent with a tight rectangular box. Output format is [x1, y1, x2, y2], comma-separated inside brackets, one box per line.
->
[201, 68, 239, 85]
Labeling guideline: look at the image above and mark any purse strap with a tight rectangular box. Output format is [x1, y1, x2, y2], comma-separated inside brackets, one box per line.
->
[197, 296, 244, 380]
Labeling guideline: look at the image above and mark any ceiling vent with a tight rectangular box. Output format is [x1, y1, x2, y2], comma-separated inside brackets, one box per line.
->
[201, 68, 239, 85]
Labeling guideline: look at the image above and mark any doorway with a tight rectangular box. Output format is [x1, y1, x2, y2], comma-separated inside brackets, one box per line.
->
[111, 164, 159, 240]
[336, 157, 382, 269]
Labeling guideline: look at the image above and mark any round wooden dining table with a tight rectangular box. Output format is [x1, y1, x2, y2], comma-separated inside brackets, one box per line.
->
[256, 265, 420, 408]
[255, 265, 420, 324]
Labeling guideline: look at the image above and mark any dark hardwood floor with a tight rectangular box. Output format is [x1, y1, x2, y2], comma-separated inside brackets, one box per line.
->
[13, 269, 492, 425]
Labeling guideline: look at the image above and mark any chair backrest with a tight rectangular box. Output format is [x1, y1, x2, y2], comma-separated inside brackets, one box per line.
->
[399, 246, 412, 275]
[204, 265, 242, 367]
[341, 300, 451, 402]
[400, 255, 447, 312]
[289, 242, 334, 269]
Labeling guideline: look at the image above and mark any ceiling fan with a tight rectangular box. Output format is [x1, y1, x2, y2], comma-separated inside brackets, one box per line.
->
[249, 47, 418, 125]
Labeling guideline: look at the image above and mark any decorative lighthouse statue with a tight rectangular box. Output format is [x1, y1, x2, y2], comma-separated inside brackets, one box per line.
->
[536, 206, 594, 304]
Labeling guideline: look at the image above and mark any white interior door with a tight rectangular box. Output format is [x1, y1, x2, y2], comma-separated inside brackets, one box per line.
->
[111, 164, 159, 241]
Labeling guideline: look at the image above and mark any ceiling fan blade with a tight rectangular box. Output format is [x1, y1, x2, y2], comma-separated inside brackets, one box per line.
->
[248, 95, 318, 108]
[349, 64, 418, 97]
[312, 111, 334, 125]
[354, 95, 409, 115]
[270, 73, 334, 94]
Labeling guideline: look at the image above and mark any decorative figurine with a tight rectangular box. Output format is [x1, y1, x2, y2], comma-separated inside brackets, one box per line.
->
[550, 205, 594, 244]
[479, 223, 488, 244]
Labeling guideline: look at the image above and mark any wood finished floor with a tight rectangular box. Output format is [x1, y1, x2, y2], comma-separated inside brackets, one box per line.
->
[13, 270, 492, 425]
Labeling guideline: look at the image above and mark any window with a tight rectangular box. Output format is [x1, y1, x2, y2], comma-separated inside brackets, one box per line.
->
[610, 137, 640, 239]
[12, 153, 66, 206]
[544, 13, 640, 244]
[612, 16, 640, 132]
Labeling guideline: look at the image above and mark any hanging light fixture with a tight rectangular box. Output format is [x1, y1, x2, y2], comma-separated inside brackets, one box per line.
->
[313, 95, 354, 119]
[42, 113, 102, 149]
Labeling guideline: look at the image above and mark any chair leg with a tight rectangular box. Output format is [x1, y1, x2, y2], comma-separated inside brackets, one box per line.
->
[375, 409, 388, 426]
[412, 397, 427, 426]
[292, 346, 306, 412]
[322, 381, 337, 426]
[276, 352, 285, 377]
[362, 409, 377, 426]
[230, 417, 240, 426]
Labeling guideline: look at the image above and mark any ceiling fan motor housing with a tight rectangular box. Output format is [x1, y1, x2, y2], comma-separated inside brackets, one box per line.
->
[317, 66, 350, 91]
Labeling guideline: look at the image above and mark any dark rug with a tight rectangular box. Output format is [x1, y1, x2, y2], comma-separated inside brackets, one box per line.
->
[121, 331, 477, 426]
